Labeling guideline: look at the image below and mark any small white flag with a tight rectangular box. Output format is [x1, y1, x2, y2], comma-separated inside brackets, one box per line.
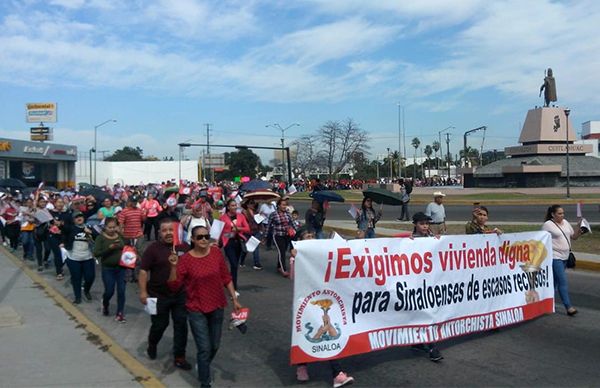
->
[348, 204, 359, 219]
[576, 202, 582, 218]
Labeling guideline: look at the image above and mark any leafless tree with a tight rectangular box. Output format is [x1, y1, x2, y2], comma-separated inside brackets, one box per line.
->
[318, 118, 369, 177]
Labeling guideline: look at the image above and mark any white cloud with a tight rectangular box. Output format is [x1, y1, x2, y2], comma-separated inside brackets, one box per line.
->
[142, 0, 258, 41]
[248, 18, 401, 67]
[400, 0, 600, 107]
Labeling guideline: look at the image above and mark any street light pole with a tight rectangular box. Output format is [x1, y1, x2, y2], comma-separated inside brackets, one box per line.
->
[397, 104, 402, 178]
[93, 119, 116, 185]
[438, 126, 454, 173]
[89, 148, 94, 183]
[387, 148, 392, 182]
[266, 123, 299, 182]
[565, 109, 571, 199]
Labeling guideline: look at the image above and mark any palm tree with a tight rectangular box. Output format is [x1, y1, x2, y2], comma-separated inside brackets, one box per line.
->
[411, 137, 420, 178]
[424, 145, 433, 178]
[432, 141, 441, 170]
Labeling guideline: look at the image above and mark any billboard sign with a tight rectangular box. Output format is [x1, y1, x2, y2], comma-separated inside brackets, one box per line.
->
[26, 102, 57, 123]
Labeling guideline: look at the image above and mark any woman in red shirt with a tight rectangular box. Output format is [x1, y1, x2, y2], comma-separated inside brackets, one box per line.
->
[168, 225, 241, 388]
[219, 199, 250, 292]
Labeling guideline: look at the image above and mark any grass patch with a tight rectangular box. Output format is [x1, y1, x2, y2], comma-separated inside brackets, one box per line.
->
[290, 190, 600, 204]
[375, 223, 599, 254]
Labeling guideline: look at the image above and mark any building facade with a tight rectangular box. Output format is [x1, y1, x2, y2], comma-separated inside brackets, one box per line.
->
[0, 138, 77, 188]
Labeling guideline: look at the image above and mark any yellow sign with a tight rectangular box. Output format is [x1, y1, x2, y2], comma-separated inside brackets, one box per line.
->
[0, 141, 11, 151]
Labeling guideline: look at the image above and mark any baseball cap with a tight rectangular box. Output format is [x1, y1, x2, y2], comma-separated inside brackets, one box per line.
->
[412, 212, 432, 224]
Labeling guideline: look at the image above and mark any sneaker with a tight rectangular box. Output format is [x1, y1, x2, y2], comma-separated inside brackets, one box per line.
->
[114, 313, 126, 323]
[56, 274, 64, 281]
[567, 307, 578, 316]
[429, 347, 443, 362]
[333, 371, 354, 388]
[174, 357, 192, 370]
[84, 291, 92, 301]
[73, 298, 82, 305]
[239, 263, 246, 268]
[2, 241, 7, 246]
[37, 266, 43, 272]
[296, 365, 309, 382]
[44, 261, 50, 269]
[102, 305, 109, 316]
[253, 264, 263, 270]
[147, 344, 157, 360]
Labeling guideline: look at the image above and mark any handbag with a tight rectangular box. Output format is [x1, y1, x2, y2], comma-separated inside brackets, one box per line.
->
[552, 220, 576, 268]
[566, 252, 576, 269]
[119, 245, 138, 269]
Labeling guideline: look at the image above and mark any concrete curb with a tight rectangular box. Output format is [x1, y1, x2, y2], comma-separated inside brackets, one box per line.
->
[323, 225, 600, 273]
[1, 247, 165, 388]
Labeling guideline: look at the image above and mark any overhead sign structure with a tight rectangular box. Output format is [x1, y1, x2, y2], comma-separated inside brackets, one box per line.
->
[30, 126, 53, 141]
[26, 102, 57, 123]
[203, 153, 226, 168]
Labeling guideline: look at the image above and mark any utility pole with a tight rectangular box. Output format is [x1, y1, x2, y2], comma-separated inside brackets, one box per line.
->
[445, 133, 451, 179]
[387, 148, 392, 182]
[205, 123, 212, 183]
[565, 109, 571, 198]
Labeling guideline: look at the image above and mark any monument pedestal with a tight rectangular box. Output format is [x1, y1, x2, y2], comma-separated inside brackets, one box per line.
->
[505, 107, 592, 156]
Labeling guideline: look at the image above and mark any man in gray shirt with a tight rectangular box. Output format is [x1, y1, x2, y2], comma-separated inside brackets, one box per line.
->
[425, 192, 446, 235]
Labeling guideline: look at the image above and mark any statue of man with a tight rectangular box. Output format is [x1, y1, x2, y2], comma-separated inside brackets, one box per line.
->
[539, 68, 557, 107]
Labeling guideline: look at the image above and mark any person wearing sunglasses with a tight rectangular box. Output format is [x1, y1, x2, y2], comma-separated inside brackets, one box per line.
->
[168, 225, 242, 388]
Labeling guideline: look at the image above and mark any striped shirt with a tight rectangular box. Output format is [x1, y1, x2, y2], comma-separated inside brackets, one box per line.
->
[118, 207, 144, 239]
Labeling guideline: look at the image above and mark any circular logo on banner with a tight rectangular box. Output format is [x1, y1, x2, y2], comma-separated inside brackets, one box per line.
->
[295, 289, 349, 359]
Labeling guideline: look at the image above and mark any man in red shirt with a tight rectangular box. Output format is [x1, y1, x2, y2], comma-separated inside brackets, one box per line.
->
[139, 218, 191, 370]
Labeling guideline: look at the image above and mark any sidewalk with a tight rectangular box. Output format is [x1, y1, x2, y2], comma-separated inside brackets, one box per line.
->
[0, 250, 151, 388]
[325, 220, 600, 272]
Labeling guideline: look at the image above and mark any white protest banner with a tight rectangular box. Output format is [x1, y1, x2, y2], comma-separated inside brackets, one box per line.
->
[287, 185, 298, 195]
[290, 232, 554, 364]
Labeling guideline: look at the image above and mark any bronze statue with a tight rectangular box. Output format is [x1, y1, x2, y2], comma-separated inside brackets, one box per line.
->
[539, 68, 557, 107]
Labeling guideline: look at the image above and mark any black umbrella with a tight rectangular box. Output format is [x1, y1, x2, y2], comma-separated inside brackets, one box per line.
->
[0, 178, 26, 188]
[309, 190, 345, 203]
[362, 187, 402, 206]
[240, 180, 272, 192]
[79, 188, 112, 202]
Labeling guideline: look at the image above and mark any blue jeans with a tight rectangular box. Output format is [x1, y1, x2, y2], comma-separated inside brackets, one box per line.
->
[102, 267, 126, 314]
[66, 258, 96, 301]
[552, 259, 572, 309]
[224, 239, 241, 289]
[365, 228, 376, 239]
[48, 234, 64, 275]
[20, 231, 34, 259]
[188, 309, 224, 387]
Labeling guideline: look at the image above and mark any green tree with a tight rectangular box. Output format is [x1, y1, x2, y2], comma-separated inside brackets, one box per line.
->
[104, 146, 144, 161]
[424, 145, 433, 178]
[411, 137, 420, 178]
[217, 148, 262, 180]
[432, 141, 441, 169]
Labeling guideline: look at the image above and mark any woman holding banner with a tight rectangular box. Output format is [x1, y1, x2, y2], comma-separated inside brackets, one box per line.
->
[290, 227, 355, 387]
[542, 205, 582, 316]
[465, 206, 502, 235]
[410, 212, 444, 362]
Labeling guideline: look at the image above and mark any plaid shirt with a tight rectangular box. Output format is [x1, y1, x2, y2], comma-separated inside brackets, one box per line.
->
[268, 210, 295, 237]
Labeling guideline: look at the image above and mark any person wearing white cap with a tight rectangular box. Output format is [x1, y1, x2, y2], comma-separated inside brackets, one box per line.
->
[425, 191, 446, 235]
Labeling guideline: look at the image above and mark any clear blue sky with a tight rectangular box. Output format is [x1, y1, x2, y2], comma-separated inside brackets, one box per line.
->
[1, 0, 599, 163]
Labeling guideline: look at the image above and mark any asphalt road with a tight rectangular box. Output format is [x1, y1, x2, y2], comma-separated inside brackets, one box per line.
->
[292, 202, 600, 223]
[13, 243, 600, 387]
